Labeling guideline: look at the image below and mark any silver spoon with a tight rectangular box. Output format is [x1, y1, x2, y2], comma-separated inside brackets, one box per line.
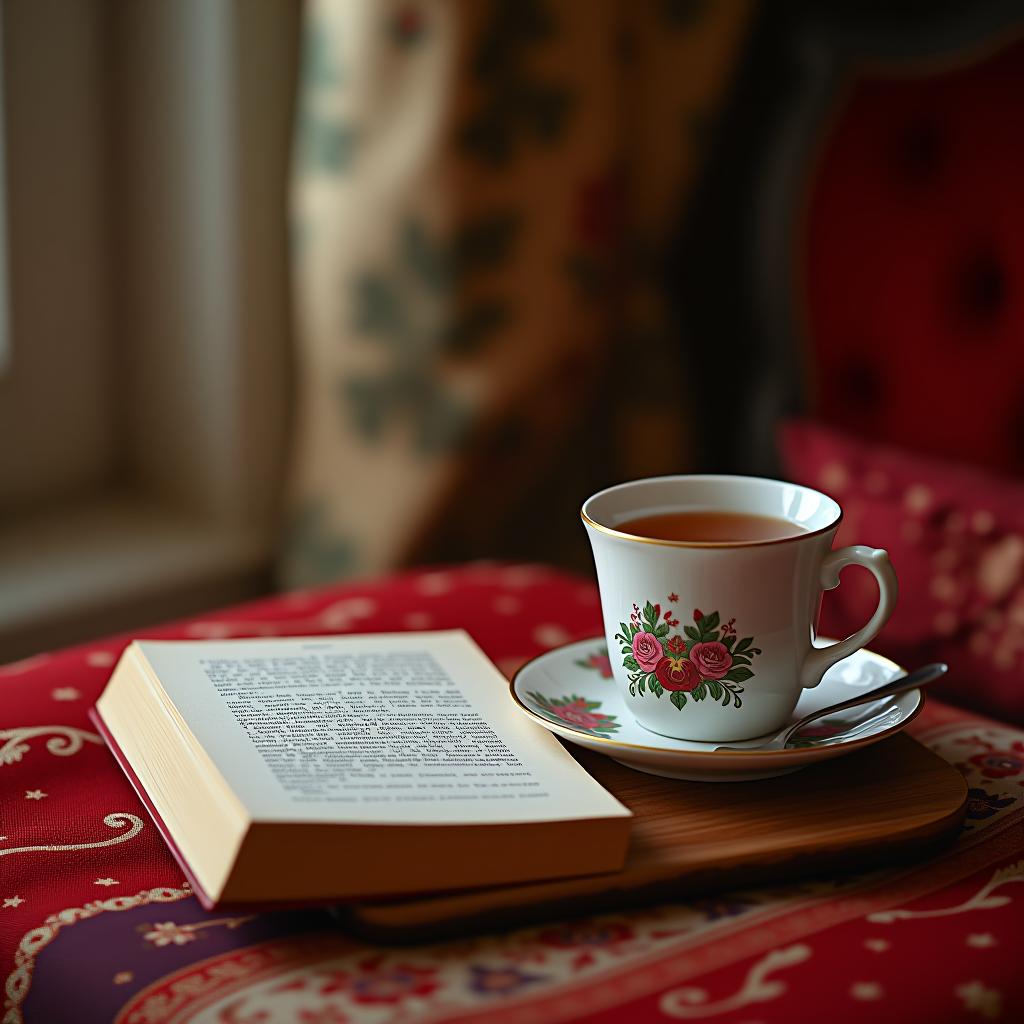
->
[714, 662, 947, 752]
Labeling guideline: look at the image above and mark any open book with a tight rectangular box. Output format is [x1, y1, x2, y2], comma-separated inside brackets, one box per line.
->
[92, 630, 631, 909]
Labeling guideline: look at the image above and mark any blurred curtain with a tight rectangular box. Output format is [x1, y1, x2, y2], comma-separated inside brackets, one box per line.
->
[281, 0, 751, 587]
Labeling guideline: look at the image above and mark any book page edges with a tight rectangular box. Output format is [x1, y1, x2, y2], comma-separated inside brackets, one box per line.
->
[89, 705, 221, 910]
[94, 643, 249, 903]
[219, 814, 631, 904]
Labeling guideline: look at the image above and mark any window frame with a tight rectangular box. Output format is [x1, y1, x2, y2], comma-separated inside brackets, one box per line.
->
[0, 0, 300, 662]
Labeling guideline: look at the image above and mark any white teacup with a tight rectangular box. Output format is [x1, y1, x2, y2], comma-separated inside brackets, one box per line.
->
[582, 475, 898, 742]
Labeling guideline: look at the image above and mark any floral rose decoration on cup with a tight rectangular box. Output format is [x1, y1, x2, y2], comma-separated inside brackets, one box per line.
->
[615, 603, 762, 712]
[631, 631, 663, 673]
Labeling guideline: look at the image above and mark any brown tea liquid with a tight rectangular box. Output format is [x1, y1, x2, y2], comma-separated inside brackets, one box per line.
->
[616, 510, 807, 543]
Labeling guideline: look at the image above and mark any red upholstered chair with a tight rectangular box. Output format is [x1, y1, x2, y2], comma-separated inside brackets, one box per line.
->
[778, 27, 1024, 726]
[803, 35, 1024, 475]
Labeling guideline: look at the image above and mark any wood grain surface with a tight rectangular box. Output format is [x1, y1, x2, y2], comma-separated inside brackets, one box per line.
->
[345, 734, 967, 942]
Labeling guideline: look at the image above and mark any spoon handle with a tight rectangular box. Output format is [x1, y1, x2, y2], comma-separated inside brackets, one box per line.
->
[779, 662, 948, 747]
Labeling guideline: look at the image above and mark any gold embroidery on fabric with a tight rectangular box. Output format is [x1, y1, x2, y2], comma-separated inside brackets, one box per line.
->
[868, 859, 1024, 923]
[0, 813, 144, 859]
[659, 944, 812, 1017]
[139, 916, 256, 947]
[2, 884, 192, 1024]
[0, 726, 101, 766]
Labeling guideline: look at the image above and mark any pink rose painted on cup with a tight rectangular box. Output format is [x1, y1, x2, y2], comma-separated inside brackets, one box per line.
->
[689, 641, 733, 679]
[631, 631, 663, 672]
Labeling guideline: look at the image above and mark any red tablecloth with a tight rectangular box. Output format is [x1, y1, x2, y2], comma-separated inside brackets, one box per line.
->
[2, 563, 1022, 1023]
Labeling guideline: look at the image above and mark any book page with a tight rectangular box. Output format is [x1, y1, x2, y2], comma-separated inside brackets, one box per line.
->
[137, 632, 630, 825]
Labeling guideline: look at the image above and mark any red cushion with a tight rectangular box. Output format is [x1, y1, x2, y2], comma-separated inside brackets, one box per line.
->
[781, 418, 1024, 724]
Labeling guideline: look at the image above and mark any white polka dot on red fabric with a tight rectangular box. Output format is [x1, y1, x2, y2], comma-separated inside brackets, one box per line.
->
[501, 566, 547, 588]
[930, 575, 958, 603]
[86, 651, 115, 668]
[933, 610, 958, 636]
[185, 622, 237, 639]
[493, 595, 522, 615]
[978, 536, 1024, 601]
[415, 573, 452, 596]
[972, 510, 996, 535]
[319, 596, 378, 629]
[402, 612, 432, 629]
[185, 622, 275, 639]
[956, 980, 1002, 1016]
[819, 462, 850, 493]
[850, 982, 883, 1001]
[533, 624, 570, 649]
[903, 484, 932, 514]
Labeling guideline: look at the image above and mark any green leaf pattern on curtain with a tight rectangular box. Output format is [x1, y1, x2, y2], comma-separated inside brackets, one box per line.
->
[294, 15, 357, 177]
[281, 0, 752, 587]
[459, 0, 575, 165]
[340, 211, 521, 456]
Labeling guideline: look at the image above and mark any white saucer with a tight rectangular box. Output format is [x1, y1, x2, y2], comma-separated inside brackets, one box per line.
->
[510, 637, 923, 782]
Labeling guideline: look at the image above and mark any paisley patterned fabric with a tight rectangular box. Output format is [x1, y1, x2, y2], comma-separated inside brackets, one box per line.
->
[282, 0, 752, 586]
[2, 564, 1023, 1022]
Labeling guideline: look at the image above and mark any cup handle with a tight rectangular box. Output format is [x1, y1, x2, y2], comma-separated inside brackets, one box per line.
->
[799, 545, 899, 689]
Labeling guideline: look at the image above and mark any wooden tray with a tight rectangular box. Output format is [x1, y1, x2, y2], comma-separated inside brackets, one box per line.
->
[344, 734, 967, 942]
